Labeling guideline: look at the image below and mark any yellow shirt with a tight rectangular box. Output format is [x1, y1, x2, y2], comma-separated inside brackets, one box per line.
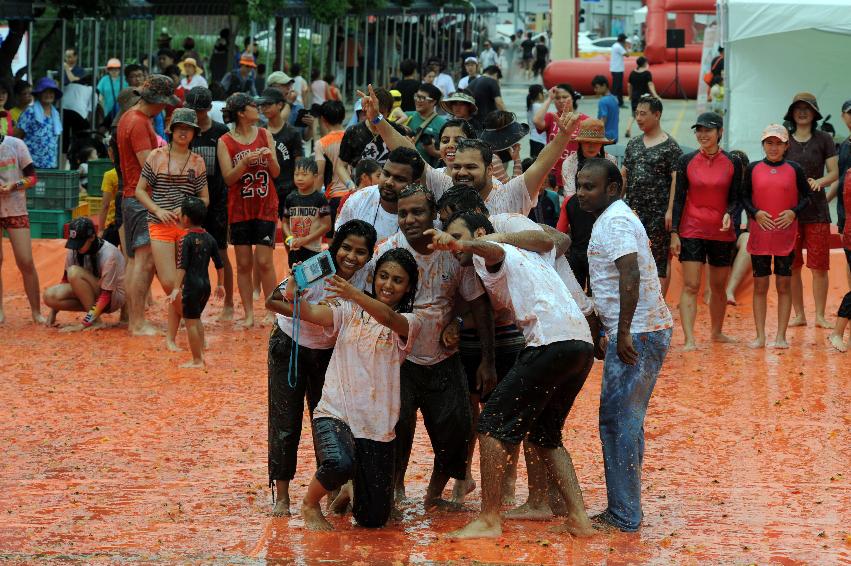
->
[101, 168, 118, 226]
[10, 106, 26, 124]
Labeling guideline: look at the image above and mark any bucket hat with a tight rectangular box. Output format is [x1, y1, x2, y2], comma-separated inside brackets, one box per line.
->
[440, 91, 478, 116]
[574, 118, 615, 144]
[134, 74, 180, 106]
[168, 107, 200, 134]
[479, 113, 530, 151]
[32, 77, 62, 100]
[783, 92, 822, 122]
[238, 54, 257, 69]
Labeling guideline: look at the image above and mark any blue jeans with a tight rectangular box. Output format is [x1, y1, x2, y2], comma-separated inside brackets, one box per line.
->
[598, 327, 672, 531]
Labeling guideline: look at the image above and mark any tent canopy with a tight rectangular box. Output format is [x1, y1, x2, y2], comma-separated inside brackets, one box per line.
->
[721, 0, 851, 159]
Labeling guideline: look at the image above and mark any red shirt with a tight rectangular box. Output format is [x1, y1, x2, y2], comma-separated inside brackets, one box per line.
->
[743, 159, 809, 256]
[221, 128, 278, 224]
[539, 111, 585, 187]
[672, 150, 740, 242]
[117, 109, 158, 197]
[843, 173, 851, 248]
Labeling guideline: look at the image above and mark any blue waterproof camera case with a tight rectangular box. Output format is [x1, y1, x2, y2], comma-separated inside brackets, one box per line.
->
[292, 250, 336, 289]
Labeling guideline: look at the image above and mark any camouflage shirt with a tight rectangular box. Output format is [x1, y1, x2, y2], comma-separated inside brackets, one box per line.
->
[623, 134, 683, 230]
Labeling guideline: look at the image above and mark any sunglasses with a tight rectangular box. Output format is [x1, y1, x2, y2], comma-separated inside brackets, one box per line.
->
[414, 94, 434, 102]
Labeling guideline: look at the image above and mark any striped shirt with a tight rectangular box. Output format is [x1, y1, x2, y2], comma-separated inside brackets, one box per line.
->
[141, 147, 207, 224]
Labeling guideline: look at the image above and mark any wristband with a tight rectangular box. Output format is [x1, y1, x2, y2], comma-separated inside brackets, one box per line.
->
[371, 113, 384, 125]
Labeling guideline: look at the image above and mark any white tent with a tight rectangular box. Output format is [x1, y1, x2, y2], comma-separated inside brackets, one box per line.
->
[720, 0, 851, 158]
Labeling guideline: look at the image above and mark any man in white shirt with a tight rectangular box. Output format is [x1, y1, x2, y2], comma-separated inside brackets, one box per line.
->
[334, 147, 425, 244]
[609, 33, 628, 107]
[479, 41, 498, 69]
[362, 184, 497, 509]
[457, 57, 479, 90]
[577, 157, 673, 532]
[429, 61, 456, 98]
[428, 212, 595, 539]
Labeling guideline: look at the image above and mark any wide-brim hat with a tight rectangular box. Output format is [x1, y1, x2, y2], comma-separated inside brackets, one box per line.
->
[178, 57, 203, 75]
[574, 118, 614, 144]
[32, 77, 62, 100]
[238, 54, 257, 68]
[168, 107, 200, 134]
[440, 92, 478, 116]
[784, 92, 822, 122]
[134, 74, 180, 106]
[480, 119, 530, 151]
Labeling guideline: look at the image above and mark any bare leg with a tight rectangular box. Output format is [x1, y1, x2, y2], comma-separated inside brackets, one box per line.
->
[301, 477, 334, 531]
[505, 441, 554, 520]
[7, 227, 44, 323]
[182, 319, 205, 367]
[812, 269, 833, 328]
[0, 233, 4, 323]
[535, 444, 594, 538]
[329, 481, 353, 514]
[425, 469, 463, 511]
[219, 249, 234, 321]
[129, 245, 158, 335]
[234, 245, 255, 327]
[750, 276, 769, 348]
[254, 245, 278, 324]
[272, 480, 291, 516]
[502, 443, 518, 506]
[151, 240, 180, 349]
[447, 435, 509, 538]
[166, 295, 182, 351]
[43, 283, 85, 314]
[773, 275, 792, 348]
[452, 394, 479, 504]
[829, 317, 849, 352]
[252, 254, 262, 300]
[679, 261, 702, 350]
[789, 267, 807, 326]
[709, 266, 734, 342]
[726, 233, 751, 305]
[65, 266, 99, 310]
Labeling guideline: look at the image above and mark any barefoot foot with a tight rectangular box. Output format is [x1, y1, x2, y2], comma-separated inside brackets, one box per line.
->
[425, 497, 466, 512]
[180, 359, 206, 368]
[548, 514, 596, 537]
[218, 305, 234, 322]
[446, 515, 502, 539]
[451, 478, 476, 504]
[240, 314, 255, 329]
[828, 335, 848, 352]
[726, 295, 737, 306]
[748, 337, 766, 349]
[504, 501, 554, 521]
[330, 482, 353, 515]
[788, 316, 807, 327]
[131, 322, 160, 337]
[32, 312, 47, 325]
[711, 333, 736, 344]
[166, 339, 182, 352]
[682, 340, 698, 352]
[590, 512, 622, 533]
[815, 317, 835, 329]
[302, 504, 334, 531]
[271, 498, 291, 517]
[771, 338, 790, 349]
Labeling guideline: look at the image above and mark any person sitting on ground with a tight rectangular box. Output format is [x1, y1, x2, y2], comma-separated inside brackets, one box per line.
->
[45, 217, 126, 330]
[742, 124, 810, 349]
[165, 197, 224, 368]
[278, 248, 422, 530]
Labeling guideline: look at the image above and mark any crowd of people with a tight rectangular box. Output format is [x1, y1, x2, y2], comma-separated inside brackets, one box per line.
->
[1, 30, 850, 541]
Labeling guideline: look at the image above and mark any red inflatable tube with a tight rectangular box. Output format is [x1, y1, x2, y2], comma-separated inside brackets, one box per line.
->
[543, 59, 702, 98]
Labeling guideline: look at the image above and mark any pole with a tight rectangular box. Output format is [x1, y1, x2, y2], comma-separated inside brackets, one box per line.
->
[342, 17, 349, 101]
[148, 18, 155, 75]
[91, 21, 99, 132]
[363, 15, 369, 89]
[60, 18, 66, 167]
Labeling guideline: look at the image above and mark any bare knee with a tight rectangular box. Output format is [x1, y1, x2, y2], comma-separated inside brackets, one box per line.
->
[66, 265, 87, 281]
[682, 278, 701, 296]
[42, 285, 65, 308]
[753, 277, 770, 294]
[776, 276, 791, 294]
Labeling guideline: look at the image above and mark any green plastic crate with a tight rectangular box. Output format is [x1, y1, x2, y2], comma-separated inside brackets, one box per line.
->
[29, 169, 80, 210]
[28, 209, 72, 239]
[86, 158, 113, 197]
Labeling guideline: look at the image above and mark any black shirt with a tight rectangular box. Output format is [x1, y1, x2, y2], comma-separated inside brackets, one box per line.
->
[468, 76, 501, 121]
[340, 121, 408, 168]
[628, 70, 653, 100]
[271, 124, 304, 197]
[521, 39, 535, 58]
[190, 121, 230, 215]
[395, 78, 421, 112]
[178, 228, 224, 291]
[565, 195, 595, 252]
[534, 44, 549, 62]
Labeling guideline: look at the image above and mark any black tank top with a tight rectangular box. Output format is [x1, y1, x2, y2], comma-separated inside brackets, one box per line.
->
[566, 195, 595, 252]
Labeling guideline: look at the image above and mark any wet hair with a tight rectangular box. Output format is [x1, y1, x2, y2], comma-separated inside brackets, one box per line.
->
[418, 83, 442, 104]
[318, 100, 346, 125]
[729, 149, 749, 169]
[386, 147, 425, 180]
[398, 183, 436, 212]
[323, 74, 336, 85]
[591, 75, 609, 88]
[438, 119, 476, 142]
[636, 56, 648, 67]
[372, 248, 419, 314]
[527, 84, 544, 111]
[446, 210, 495, 236]
[521, 157, 535, 172]
[482, 110, 516, 131]
[437, 185, 488, 219]
[294, 156, 319, 175]
[373, 87, 394, 115]
[400, 59, 417, 76]
[124, 64, 144, 81]
[579, 157, 623, 193]
[455, 138, 493, 167]
[555, 83, 581, 106]
[482, 65, 502, 79]
[157, 48, 176, 61]
[181, 196, 207, 225]
[354, 158, 381, 184]
[636, 95, 664, 114]
[329, 220, 378, 267]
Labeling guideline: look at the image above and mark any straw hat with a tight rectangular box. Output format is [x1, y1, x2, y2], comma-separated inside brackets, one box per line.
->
[574, 118, 614, 144]
[440, 91, 478, 116]
[178, 57, 203, 75]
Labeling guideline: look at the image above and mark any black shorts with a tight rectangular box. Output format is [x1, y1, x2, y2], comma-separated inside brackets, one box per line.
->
[229, 219, 276, 247]
[203, 203, 229, 249]
[751, 253, 794, 278]
[478, 340, 594, 449]
[459, 325, 525, 397]
[287, 247, 319, 268]
[182, 282, 210, 319]
[679, 237, 735, 267]
[114, 190, 124, 229]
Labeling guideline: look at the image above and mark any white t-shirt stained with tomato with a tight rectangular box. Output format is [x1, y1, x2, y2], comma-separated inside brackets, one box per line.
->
[313, 300, 421, 442]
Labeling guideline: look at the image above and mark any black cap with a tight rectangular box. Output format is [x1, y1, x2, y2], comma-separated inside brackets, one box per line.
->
[843, 99, 851, 114]
[691, 111, 723, 130]
[256, 88, 285, 106]
[184, 86, 213, 111]
[66, 217, 96, 250]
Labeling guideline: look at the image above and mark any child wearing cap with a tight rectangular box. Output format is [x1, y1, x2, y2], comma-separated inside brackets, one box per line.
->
[742, 124, 810, 349]
[44, 217, 126, 330]
[166, 197, 225, 368]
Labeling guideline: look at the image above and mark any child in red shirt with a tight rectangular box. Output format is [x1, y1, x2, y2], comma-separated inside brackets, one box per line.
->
[828, 171, 851, 352]
[742, 125, 810, 349]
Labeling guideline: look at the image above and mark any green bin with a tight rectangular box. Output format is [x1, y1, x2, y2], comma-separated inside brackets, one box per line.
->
[86, 158, 113, 197]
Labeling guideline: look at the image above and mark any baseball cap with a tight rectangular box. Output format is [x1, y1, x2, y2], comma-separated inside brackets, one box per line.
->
[464, 56, 478, 64]
[256, 87, 285, 106]
[266, 71, 294, 86]
[184, 86, 213, 111]
[691, 111, 723, 130]
[761, 123, 789, 143]
[842, 99, 851, 114]
[106, 58, 121, 69]
[66, 217, 96, 250]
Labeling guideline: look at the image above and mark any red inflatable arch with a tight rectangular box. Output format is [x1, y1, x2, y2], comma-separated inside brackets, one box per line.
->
[543, 0, 716, 98]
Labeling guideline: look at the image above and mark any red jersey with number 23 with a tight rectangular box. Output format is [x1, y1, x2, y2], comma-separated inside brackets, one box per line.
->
[221, 128, 278, 223]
